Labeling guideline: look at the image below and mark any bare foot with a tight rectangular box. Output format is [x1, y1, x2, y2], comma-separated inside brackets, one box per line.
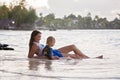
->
[96, 55, 103, 59]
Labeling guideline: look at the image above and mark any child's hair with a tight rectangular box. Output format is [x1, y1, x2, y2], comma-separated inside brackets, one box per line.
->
[46, 36, 55, 44]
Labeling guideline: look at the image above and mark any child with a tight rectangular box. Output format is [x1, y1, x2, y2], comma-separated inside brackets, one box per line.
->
[42, 36, 63, 60]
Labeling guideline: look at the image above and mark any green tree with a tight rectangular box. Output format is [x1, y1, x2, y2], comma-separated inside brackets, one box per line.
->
[43, 13, 55, 27]
[83, 13, 92, 29]
[62, 16, 72, 29]
[0, 5, 9, 19]
[67, 14, 76, 20]
[93, 15, 110, 29]
[10, 5, 28, 26]
[24, 7, 38, 24]
[110, 18, 120, 29]
[77, 15, 84, 29]
[65, 14, 78, 29]
[9, 0, 37, 28]
[93, 15, 100, 29]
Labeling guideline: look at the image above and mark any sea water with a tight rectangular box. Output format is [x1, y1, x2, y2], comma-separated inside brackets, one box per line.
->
[0, 30, 120, 80]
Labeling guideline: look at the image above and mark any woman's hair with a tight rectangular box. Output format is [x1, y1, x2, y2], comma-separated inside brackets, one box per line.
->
[29, 30, 41, 52]
[46, 36, 55, 44]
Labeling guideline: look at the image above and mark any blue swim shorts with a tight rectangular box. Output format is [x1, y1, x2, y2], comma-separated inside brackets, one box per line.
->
[52, 49, 63, 57]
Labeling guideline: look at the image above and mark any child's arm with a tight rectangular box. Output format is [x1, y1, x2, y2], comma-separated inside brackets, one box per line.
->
[45, 49, 59, 60]
[46, 48, 53, 59]
[43, 46, 59, 60]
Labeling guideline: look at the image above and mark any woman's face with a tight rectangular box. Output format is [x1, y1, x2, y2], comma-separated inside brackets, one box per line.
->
[34, 33, 41, 42]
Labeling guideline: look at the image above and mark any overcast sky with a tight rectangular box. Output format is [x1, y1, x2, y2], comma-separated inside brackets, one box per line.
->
[0, 0, 120, 21]
[48, 0, 120, 21]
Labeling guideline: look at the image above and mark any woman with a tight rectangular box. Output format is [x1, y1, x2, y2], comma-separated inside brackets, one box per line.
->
[28, 30, 103, 59]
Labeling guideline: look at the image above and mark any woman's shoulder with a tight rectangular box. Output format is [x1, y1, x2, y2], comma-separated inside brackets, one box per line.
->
[33, 42, 44, 47]
[32, 43, 39, 49]
[33, 42, 39, 46]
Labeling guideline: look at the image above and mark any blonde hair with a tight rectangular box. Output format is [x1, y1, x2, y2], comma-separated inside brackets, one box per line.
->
[46, 36, 55, 44]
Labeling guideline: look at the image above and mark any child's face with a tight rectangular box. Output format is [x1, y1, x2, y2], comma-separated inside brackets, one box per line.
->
[49, 39, 55, 47]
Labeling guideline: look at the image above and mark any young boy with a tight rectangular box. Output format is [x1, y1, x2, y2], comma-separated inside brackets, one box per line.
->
[42, 36, 63, 60]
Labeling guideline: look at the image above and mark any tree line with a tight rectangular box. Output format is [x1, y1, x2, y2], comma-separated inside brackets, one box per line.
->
[36, 13, 120, 29]
[0, 0, 120, 30]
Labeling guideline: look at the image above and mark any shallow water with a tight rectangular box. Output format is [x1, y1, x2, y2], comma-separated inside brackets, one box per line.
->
[0, 30, 120, 80]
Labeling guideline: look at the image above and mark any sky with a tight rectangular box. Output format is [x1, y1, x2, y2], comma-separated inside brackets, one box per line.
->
[0, 0, 120, 21]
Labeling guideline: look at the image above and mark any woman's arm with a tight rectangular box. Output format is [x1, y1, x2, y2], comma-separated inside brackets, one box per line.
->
[28, 44, 38, 58]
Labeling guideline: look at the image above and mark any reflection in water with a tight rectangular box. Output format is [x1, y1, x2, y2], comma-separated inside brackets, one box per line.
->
[28, 59, 52, 71]
[65, 59, 81, 65]
[45, 60, 52, 70]
[28, 58, 80, 71]
[28, 59, 40, 70]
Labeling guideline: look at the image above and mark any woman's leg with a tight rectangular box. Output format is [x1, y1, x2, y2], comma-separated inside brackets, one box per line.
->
[58, 44, 89, 58]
